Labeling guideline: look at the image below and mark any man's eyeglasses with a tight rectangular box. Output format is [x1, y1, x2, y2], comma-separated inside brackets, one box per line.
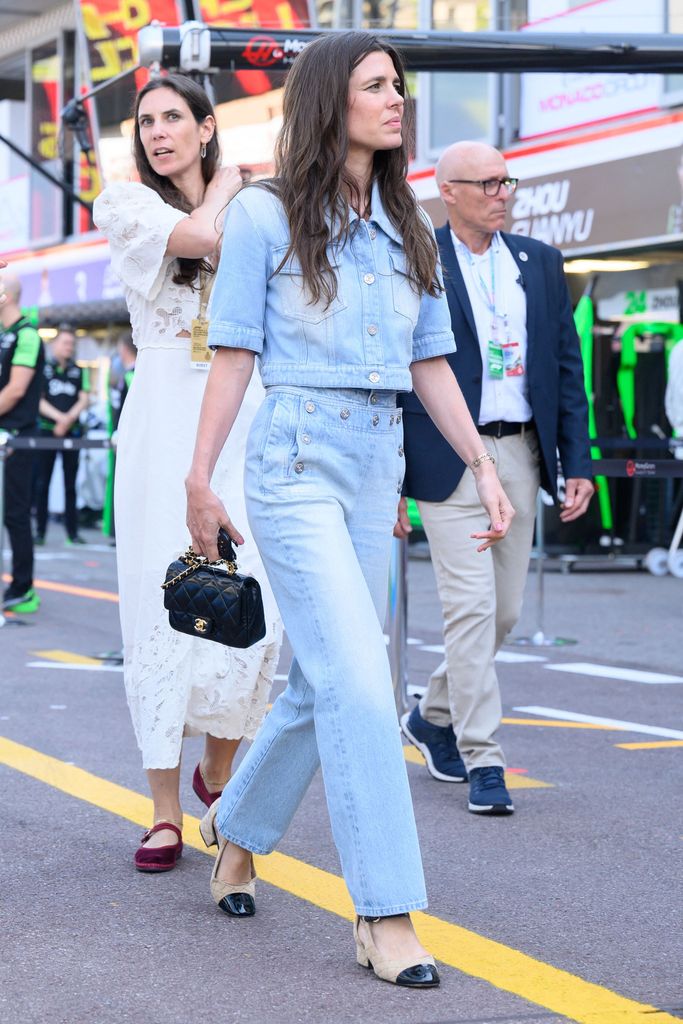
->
[447, 178, 519, 197]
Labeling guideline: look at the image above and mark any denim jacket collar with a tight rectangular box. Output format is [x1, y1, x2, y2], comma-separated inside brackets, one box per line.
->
[346, 180, 403, 247]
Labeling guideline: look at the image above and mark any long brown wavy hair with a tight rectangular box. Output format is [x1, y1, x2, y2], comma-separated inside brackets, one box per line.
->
[132, 73, 220, 287]
[268, 32, 440, 307]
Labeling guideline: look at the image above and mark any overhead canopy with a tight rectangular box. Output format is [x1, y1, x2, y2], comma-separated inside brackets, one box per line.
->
[138, 24, 683, 75]
[35, 299, 129, 329]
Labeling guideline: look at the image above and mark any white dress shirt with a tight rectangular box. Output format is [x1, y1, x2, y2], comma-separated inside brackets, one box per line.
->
[452, 229, 533, 425]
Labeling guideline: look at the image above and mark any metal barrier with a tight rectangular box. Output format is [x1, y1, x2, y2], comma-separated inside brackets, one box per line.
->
[387, 537, 410, 714]
[4, 433, 682, 691]
[511, 491, 577, 647]
[385, 454, 683, 707]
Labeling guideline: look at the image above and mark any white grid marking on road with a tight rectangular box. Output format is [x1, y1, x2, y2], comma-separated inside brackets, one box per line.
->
[514, 706, 683, 740]
[26, 661, 123, 672]
[418, 643, 548, 663]
[543, 663, 683, 685]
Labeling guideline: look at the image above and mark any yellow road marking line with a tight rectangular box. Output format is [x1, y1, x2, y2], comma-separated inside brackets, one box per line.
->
[32, 649, 103, 666]
[2, 573, 118, 602]
[501, 774, 553, 790]
[615, 740, 683, 750]
[502, 718, 617, 730]
[0, 735, 676, 1024]
[402, 744, 552, 789]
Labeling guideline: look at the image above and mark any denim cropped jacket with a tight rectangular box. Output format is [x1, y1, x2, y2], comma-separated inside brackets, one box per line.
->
[207, 182, 456, 392]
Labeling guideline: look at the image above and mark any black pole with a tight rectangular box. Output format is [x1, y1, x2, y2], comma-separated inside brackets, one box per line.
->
[0, 132, 92, 212]
[138, 25, 683, 74]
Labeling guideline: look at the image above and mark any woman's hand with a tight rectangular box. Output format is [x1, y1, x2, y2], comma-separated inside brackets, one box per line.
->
[185, 479, 244, 562]
[167, 167, 243, 258]
[207, 165, 243, 205]
[393, 496, 412, 540]
[470, 464, 515, 552]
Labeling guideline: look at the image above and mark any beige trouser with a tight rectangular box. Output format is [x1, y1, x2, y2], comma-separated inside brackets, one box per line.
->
[417, 428, 541, 770]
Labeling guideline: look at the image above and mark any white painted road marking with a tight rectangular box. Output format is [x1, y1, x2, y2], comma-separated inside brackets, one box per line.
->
[496, 650, 549, 663]
[543, 663, 683, 685]
[515, 706, 683, 740]
[26, 661, 123, 673]
[419, 644, 548, 663]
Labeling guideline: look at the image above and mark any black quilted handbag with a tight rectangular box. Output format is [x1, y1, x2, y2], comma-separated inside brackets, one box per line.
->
[161, 531, 266, 649]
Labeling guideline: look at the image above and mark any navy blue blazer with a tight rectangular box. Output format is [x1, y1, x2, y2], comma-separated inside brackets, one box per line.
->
[400, 225, 593, 502]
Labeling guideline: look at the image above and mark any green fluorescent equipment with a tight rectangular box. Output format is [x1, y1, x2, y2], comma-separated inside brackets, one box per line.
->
[618, 322, 683, 440]
[574, 293, 613, 531]
[102, 362, 115, 538]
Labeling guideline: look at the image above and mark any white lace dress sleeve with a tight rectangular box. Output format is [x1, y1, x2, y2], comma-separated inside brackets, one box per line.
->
[93, 181, 187, 301]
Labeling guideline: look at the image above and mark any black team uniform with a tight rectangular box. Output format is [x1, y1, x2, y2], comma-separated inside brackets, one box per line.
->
[0, 315, 44, 611]
[34, 357, 88, 543]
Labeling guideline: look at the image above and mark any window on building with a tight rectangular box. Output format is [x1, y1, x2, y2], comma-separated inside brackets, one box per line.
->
[664, 0, 683, 103]
[0, 51, 29, 251]
[425, 0, 495, 157]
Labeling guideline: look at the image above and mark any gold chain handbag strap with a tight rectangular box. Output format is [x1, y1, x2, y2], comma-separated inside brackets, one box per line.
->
[161, 546, 237, 591]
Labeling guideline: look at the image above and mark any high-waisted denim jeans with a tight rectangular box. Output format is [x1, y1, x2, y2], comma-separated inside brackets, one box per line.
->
[216, 385, 427, 916]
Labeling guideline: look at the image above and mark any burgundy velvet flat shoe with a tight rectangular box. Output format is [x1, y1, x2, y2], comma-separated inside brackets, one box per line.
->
[192, 763, 226, 809]
[134, 822, 183, 873]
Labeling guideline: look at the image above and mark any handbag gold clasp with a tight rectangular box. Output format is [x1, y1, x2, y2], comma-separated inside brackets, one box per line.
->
[161, 546, 237, 590]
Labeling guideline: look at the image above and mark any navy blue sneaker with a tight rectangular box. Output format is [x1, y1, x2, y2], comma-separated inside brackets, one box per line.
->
[400, 704, 468, 782]
[468, 766, 514, 815]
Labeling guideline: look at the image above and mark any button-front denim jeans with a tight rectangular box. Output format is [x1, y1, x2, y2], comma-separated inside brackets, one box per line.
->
[216, 385, 428, 916]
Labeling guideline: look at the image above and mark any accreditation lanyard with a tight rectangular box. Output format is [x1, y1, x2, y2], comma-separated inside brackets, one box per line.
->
[463, 241, 523, 381]
[190, 269, 215, 370]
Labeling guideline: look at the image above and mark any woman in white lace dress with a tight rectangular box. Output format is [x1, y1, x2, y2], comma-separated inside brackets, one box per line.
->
[93, 74, 281, 872]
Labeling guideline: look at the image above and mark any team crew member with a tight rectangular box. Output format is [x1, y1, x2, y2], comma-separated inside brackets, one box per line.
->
[0, 274, 45, 613]
[110, 333, 136, 432]
[34, 325, 90, 545]
[103, 333, 136, 539]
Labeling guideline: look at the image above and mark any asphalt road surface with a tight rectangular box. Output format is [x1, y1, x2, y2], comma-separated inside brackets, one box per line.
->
[2, 532, 682, 1024]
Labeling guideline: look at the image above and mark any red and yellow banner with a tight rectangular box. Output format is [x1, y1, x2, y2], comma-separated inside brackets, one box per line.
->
[196, 0, 310, 30]
[78, 0, 180, 84]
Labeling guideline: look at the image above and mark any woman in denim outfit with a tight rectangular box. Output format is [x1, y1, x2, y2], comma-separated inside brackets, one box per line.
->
[186, 32, 514, 988]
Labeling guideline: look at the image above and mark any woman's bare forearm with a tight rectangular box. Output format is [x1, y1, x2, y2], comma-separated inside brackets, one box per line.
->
[410, 355, 515, 548]
[186, 347, 255, 489]
[410, 356, 488, 467]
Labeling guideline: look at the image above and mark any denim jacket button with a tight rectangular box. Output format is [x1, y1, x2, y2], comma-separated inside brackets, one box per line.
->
[340, 408, 350, 420]
[302, 433, 311, 443]
[305, 401, 315, 413]
[363, 273, 375, 285]
[367, 325, 378, 336]
[372, 415, 380, 426]
[398, 445, 404, 457]
[368, 371, 380, 384]
[294, 461, 305, 473]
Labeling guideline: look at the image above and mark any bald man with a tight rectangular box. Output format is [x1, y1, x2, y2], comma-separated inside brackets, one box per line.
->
[399, 142, 593, 815]
[0, 272, 45, 613]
